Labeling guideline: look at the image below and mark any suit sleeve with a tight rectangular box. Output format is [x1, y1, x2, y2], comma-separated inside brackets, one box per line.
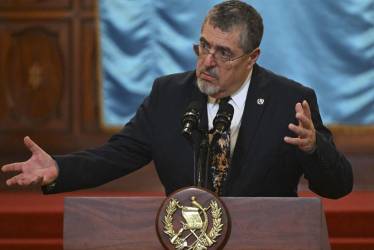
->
[42, 80, 161, 194]
[298, 89, 353, 199]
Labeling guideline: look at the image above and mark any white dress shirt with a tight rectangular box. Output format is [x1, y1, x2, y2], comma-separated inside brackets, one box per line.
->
[207, 69, 252, 156]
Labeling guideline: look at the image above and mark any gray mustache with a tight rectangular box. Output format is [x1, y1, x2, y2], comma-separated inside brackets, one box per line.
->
[203, 67, 218, 78]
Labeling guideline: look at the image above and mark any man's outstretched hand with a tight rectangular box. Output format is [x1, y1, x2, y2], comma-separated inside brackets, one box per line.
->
[1, 136, 58, 186]
[284, 100, 317, 153]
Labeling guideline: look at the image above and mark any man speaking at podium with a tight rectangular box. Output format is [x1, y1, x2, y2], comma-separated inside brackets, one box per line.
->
[2, 1, 352, 199]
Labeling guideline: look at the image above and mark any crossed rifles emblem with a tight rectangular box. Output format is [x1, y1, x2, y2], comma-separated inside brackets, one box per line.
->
[163, 196, 223, 250]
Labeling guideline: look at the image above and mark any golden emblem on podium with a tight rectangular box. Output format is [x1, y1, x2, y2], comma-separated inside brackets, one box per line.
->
[163, 196, 223, 250]
[156, 187, 230, 250]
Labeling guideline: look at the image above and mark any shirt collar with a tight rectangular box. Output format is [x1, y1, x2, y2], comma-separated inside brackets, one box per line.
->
[229, 68, 252, 111]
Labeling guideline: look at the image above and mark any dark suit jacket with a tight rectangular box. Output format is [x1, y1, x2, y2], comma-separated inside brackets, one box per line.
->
[45, 64, 353, 198]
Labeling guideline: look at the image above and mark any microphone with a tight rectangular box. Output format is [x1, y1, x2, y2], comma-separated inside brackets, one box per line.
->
[181, 101, 203, 187]
[212, 101, 234, 135]
[181, 101, 201, 141]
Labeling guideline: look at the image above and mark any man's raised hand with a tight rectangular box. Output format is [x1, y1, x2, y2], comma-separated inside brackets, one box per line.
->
[284, 100, 317, 153]
[1, 136, 58, 186]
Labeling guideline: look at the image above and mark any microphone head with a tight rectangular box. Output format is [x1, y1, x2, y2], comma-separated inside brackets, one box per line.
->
[181, 101, 201, 140]
[184, 101, 201, 115]
[213, 102, 234, 134]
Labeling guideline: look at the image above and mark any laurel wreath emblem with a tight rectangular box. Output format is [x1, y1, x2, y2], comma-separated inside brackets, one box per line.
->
[163, 198, 223, 249]
[163, 199, 184, 247]
[207, 200, 223, 240]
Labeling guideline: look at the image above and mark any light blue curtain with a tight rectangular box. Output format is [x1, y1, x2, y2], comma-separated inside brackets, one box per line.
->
[99, 0, 221, 126]
[99, 0, 374, 127]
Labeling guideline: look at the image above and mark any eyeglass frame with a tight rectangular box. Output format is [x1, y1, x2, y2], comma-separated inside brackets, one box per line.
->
[193, 40, 251, 64]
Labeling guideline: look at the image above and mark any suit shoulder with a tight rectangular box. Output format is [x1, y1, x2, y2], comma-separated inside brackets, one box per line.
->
[147, 71, 197, 102]
[259, 66, 314, 95]
[154, 71, 196, 89]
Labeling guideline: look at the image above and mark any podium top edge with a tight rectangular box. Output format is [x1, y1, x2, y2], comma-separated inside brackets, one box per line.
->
[63, 196, 321, 202]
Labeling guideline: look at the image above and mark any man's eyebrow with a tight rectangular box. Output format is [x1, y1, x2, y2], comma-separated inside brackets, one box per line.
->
[199, 37, 233, 53]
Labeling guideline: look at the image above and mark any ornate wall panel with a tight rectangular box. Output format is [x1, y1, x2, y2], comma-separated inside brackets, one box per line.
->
[0, 22, 71, 132]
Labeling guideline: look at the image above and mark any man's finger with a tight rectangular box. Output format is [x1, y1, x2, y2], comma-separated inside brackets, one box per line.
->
[288, 123, 308, 138]
[302, 100, 312, 119]
[6, 173, 43, 186]
[18, 178, 33, 186]
[295, 102, 303, 115]
[1, 162, 24, 172]
[294, 102, 313, 129]
[284, 136, 301, 146]
[284, 136, 309, 147]
[295, 112, 313, 129]
[24, 136, 43, 154]
[21, 174, 42, 186]
[5, 175, 21, 186]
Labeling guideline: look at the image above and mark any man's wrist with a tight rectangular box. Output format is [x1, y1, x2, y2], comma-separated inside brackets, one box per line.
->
[305, 144, 317, 154]
[42, 160, 59, 193]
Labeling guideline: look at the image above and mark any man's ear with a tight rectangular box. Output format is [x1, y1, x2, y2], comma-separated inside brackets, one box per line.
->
[247, 48, 261, 68]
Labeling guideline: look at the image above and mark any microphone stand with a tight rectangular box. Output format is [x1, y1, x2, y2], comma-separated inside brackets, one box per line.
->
[196, 130, 209, 187]
[191, 132, 200, 187]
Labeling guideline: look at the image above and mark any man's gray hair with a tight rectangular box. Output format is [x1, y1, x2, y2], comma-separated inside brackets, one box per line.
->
[203, 0, 264, 53]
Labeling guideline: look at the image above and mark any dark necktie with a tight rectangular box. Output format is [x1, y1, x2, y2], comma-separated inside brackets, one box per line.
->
[209, 97, 231, 195]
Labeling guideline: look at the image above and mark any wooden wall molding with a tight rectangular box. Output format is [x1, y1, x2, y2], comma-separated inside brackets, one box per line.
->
[0, 0, 72, 11]
[80, 18, 101, 133]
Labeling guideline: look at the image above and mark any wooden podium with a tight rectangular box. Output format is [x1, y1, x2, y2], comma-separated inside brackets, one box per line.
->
[64, 196, 330, 250]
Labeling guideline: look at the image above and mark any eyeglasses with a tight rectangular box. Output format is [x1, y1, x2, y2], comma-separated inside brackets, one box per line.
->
[193, 42, 249, 64]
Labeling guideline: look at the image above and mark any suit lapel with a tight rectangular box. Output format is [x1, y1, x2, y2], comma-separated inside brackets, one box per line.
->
[223, 64, 271, 195]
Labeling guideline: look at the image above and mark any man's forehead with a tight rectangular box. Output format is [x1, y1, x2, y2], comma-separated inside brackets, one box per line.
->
[200, 23, 242, 49]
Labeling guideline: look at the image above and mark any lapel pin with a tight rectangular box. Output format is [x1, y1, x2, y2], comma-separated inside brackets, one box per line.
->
[257, 98, 265, 105]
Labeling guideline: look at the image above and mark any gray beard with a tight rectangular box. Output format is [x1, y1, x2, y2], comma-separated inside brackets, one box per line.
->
[197, 78, 221, 96]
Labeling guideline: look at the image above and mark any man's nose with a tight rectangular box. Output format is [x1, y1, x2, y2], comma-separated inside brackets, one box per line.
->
[203, 53, 217, 67]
